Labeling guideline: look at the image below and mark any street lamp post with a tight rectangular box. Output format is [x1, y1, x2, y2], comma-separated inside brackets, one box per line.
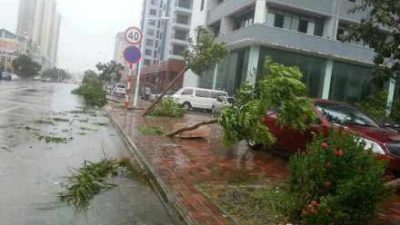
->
[133, 17, 170, 107]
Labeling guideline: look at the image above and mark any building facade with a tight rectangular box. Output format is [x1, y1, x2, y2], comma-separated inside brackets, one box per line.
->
[0, 29, 19, 70]
[16, 0, 61, 68]
[194, 0, 395, 106]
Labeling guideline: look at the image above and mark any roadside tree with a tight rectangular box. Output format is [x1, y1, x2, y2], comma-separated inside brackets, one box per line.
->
[96, 60, 124, 83]
[41, 67, 71, 81]
[11, 55, 41, 79]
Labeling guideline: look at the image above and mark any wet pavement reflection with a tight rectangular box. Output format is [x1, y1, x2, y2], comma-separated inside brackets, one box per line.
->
[0, 81, 176, 225]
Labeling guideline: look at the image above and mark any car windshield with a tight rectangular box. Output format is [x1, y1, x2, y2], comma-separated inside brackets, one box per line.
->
[226, 97, 234, 104]
[315, 103, 379, 127]
[117, 84, 126, 88]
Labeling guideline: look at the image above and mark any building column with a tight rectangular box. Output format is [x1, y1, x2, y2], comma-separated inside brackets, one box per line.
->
[322, 59, 334, 99]
[220, 17, 233, 36]
[254, 0, 267, 24]
[323, 0, 340, 39]
[212, 63, 219, 89]
[246, 46, 261, 86]
[386, 79, 396, 115]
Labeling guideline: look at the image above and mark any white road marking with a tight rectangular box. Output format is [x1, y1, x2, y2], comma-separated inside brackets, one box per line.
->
[0, 106, 21, 114]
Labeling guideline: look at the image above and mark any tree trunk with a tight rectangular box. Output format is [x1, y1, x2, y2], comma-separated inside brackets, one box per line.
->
[385, 178, 400, 191]
[143, 68, 189, 117]
[165, 118, 219, 137]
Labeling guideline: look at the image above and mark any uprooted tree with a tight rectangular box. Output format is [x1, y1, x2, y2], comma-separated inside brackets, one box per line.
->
[166, 59, 316, 146]
[143, 27, 228, 116]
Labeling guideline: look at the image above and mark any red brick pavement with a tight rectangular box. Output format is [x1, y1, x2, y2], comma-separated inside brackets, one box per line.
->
[106, 104, 400, 225]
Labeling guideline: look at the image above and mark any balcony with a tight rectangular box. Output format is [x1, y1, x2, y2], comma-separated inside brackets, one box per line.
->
[217, 24, 375, 65]
[207, 0, 256, 24]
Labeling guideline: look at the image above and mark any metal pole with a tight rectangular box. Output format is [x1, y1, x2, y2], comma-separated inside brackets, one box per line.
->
[133, 20, 147, 107]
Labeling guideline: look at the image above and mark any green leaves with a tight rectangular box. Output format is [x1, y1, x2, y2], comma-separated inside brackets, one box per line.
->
[184, 27, 228, 75]
[11, 54, 41, 79]
[286, 130, 388, 225]
[219, 60, 315, 146]
[96, 60, 124, 83]
[59, 159, 124, 212]
[348, 0, 400, 81]
[149, 98, 184, 118]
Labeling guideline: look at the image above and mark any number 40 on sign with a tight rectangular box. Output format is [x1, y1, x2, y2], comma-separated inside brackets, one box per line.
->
[125, 27, 143, 45]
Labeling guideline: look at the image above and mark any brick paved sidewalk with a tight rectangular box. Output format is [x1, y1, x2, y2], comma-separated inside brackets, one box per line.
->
[106, 103, 400, 225]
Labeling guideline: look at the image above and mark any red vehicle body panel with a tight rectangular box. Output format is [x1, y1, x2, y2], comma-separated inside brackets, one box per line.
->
[263, 99, 400, 172]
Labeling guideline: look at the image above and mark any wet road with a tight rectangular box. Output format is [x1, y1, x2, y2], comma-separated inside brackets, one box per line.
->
[0, 81, 176, 225]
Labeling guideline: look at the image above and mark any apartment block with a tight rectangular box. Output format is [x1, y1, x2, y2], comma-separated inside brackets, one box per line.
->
[16, 0, 61, 68]
[196, 0, 396, 106]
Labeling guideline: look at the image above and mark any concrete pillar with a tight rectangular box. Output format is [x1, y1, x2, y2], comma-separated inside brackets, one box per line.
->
[220, 17, 234, 35]
[323, 0, 340, 39]
[246, 46, 261, 86]
[386, 79, 396, 115]
[322, 59, 334, 99]
[254, 0, 267, 24]
[212, 63, 219, 89]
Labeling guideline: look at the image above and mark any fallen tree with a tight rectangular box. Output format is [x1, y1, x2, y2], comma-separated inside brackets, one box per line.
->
[143, 28, 228, 116]
[165, 118, 218, 137]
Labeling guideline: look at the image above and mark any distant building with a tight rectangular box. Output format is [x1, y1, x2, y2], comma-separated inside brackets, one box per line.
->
[139, 0, 196, 93]
[16, 0, 61, 68]
[0, 29, 19, 69]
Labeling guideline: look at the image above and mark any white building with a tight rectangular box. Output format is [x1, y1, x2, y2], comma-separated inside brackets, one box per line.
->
[16, 0, 61, 68]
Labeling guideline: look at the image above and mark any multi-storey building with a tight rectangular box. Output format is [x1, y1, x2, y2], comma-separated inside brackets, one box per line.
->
[195, 0, 396, 106]
[139, 0, 195, 93]
[16, 0, 61, 68]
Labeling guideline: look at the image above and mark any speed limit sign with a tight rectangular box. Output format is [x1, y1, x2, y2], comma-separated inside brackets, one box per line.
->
[124, 27, 143, 45]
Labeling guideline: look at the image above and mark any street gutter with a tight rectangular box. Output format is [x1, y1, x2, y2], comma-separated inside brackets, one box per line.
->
[107, 111, 193, 225]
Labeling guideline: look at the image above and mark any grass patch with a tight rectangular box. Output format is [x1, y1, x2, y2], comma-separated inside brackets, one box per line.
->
[39, 136, 68, 143]
[198, 184, 289, 225]
[34, 119, 55, 125]
[138, 126, 166, 136]
[149, 98, 184, 118]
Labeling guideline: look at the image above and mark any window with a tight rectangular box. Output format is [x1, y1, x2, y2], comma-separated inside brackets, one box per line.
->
[145, 49, 152, 56]
[147, 29, 154, 36]
[274, 14, 284, 28]
[174, 29, 188, 40]
[172, 44, 186, 56]
[155, 40, 159, 47]
[314, 20, 324, 36]
[149, 9, 157, 16]
[176, 14, 190, 25]
[211, 92, 227, 99]
[151, 0, 157, 5]
[146, 39, 154, 46]
[298, 19, 308, 33]
[154, 50, 158, 57]
[144, 59, 151, 65]
[233, 10, 254, 30]
[195, 90, 210, 98]
[178, 0, 191, 9]
[200, 0, 205, 11]
[149, 20, 156, 26]
[181, 89, 193, 95]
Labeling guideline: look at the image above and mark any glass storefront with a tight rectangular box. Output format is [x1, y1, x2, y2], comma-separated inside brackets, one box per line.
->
[199, 48, 249, 95]
[329, 61, 373, 103]
[258, 47, 326, 98]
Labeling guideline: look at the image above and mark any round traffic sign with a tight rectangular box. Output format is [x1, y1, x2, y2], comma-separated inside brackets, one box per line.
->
[124, 27, 143, 45]
[123, 46, 142, 64]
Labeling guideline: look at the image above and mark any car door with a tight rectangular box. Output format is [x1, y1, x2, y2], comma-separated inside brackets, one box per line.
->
[194, 90, 210, 109]
[265, 111, 325, 153]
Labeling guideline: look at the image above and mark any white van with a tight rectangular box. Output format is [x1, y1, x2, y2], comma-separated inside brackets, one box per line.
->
[172, 87, 228, 110]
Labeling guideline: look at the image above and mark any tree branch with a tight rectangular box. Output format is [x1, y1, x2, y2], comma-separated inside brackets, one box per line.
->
[165, 118, 218, 138]
[385, 178, 400, 191]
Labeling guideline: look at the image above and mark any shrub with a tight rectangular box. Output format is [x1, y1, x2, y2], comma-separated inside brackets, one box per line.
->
[149, 98, 184, 118]
[285, 130, 388, 225]
[357, 91, 400, 124]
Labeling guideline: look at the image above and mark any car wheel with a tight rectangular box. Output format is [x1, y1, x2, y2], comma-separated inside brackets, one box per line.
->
[247, 139, 263, 151]
[182, 102, 192, 111]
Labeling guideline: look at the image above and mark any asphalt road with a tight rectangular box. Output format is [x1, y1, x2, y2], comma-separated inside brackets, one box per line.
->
[0, 81, 176, 225]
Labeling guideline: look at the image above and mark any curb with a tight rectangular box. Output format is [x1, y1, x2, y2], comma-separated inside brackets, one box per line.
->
[107, 111, 196, 225]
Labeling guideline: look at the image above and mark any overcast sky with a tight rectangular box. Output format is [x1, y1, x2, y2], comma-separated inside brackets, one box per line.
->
[0, 0, 143, 73]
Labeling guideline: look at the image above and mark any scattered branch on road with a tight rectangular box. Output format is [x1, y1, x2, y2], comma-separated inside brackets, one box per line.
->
[165, 118, 218, 138]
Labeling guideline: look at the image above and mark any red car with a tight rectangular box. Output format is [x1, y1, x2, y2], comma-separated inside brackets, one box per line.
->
[248, 99, 400, 172]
